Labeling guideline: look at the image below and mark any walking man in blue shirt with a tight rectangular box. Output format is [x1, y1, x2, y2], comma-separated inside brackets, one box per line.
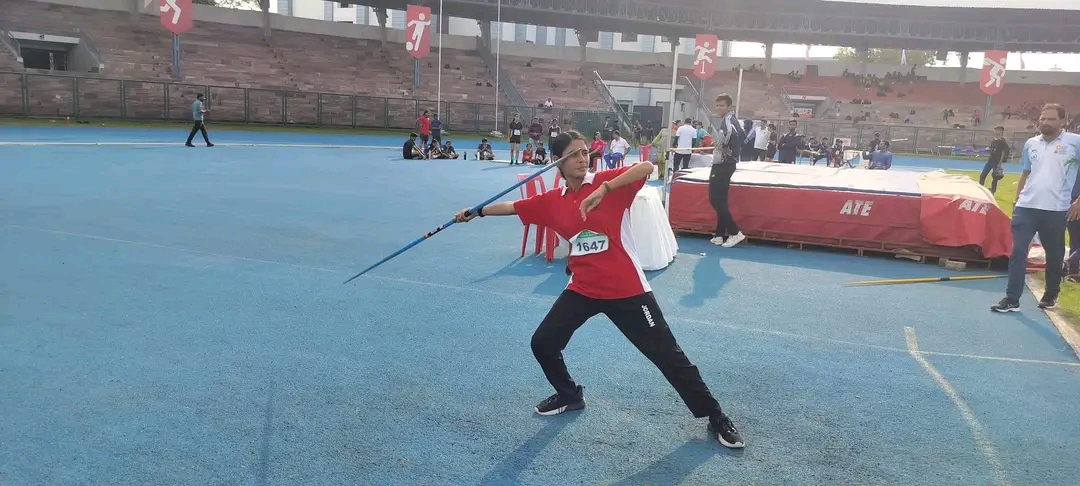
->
[992, 104, 1080, 312]
[186, 93, 214, 147]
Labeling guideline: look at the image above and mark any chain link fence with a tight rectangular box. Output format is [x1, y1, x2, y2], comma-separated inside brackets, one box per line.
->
[0, 71, 1032, 155]
[0, 71, 620, 139]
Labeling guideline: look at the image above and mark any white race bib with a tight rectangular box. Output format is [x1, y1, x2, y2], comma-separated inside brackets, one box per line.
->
[570, 230, 609, 256]
[550, 131, 558, 138]
[513, 129, 521, 136]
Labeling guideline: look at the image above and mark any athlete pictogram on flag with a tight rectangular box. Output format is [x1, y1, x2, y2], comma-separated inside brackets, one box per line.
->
[405, 5, 432, 59]
[692, 34, 718, 80]
[981, 50, 1008, 96]
[160, 0, 193, 35]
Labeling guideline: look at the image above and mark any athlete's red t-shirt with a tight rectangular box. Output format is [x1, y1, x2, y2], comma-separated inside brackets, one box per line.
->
[417, 116, 431, 135]
[513, 166, 650, 300]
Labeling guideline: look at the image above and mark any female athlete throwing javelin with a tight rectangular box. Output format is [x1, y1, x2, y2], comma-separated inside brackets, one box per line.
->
[453, 131, 745, 449]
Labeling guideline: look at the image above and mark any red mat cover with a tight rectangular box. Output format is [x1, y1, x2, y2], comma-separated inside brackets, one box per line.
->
[667, 162, 1011, 259]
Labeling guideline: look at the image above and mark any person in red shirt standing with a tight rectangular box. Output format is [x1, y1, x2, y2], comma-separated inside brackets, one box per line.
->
[453, 130, 745, 449]
[417, 110, 432, 146]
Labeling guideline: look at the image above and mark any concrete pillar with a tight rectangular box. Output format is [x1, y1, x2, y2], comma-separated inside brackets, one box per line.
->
[576, 29, 598, 63]
[857, 46, 869, 76]
[764, 42, 773, 78]
[128, 0, 138, 23]
[260, 0, 271, 40]
[479, 21, 491, 47]
[959, 51, 969, 85]
[375, 7, 388, 45]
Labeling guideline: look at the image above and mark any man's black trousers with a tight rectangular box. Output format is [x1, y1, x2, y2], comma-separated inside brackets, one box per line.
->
[709, 162, 740, 238]
[530, 289, 723, 418]
[187, 121, 210, 144]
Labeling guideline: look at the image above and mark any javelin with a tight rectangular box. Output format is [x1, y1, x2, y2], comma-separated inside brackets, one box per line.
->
[846, 270, 1035, 287]
[342, 149, 598, 284]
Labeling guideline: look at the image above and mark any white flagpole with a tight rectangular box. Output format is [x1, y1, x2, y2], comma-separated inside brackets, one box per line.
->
[663, 38, 680, 214]
[437, 0, 443, 110]
[493, 0, 501, 135]
[735, 67, 743, 118]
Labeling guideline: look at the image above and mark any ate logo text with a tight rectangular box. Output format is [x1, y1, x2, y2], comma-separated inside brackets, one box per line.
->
[957, 199, 991, 215]
[839, 199, 874, 216]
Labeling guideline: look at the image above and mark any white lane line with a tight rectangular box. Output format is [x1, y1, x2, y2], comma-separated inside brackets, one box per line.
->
[905, 326, 1009, 486]
[6, 222, 1080, 371]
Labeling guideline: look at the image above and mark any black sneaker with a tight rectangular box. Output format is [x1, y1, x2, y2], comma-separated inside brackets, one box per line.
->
[709, 412, 744, 449]
[534, 385, 585, 416]
[1039, 293, 1058, 309]
[991, 297, 1020, 313]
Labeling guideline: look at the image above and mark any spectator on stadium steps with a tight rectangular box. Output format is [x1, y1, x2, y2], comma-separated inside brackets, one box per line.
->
[776, 120, 804, 164]
[402, 133, 423, 159]
[605, 131, 630, 169]
[980, 126, 1011, 194]
[867, 141, 893, 170]
[476, 138, 494, 160]
[430, 113, 443, 144]
[992, 103, 1080, 313]
[417, 110, 431, 145]
[543, 98, 553, 108]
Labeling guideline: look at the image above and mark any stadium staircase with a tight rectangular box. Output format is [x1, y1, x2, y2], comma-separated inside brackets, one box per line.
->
[0, 23, 24, 71]
[475, 36, 528, 108]
[780, 85, 835, 119]
[592, 71, 635, 136]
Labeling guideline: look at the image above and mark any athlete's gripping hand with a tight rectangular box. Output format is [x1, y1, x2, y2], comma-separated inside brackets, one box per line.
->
[454, 208, 478, 223]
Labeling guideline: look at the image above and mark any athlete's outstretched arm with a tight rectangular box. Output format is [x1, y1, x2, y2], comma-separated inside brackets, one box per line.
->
[453, 201, 517, 223]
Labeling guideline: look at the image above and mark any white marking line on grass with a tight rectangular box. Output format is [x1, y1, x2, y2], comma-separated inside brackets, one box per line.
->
[0, 141, 397, 149]
[6, 222, 1080, 370]
[905, 326, 1009, 486]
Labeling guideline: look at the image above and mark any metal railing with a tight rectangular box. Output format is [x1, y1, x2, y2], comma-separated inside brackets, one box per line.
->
[766, 117, 1031, 158]
[681, 76, 720, 133]
[0, 22, 22, 65]
[592, 71, 635, 135]
[0, 70, 1033, 157]
[0, 71, 621, 138]
[475, 36, 527, 108]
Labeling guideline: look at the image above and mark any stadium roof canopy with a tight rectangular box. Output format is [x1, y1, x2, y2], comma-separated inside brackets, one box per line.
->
[369, 0, 1080, 52]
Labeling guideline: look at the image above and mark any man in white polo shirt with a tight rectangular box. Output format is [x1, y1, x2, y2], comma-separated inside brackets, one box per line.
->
[604, 130, 631, 169]
[672, 118, 698, 172]
[992, 103, 1080, 313]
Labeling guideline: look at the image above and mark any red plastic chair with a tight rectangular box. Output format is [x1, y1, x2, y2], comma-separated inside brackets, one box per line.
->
[543, 172, 565, 262]
[518, 174, 547, 257]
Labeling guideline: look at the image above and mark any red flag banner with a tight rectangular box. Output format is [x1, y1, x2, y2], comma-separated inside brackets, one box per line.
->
[692, 34, 718, 80]
[160, 0, 193, 35]
[405, 5, 433, 59]
[981, 50, 1008, 96]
